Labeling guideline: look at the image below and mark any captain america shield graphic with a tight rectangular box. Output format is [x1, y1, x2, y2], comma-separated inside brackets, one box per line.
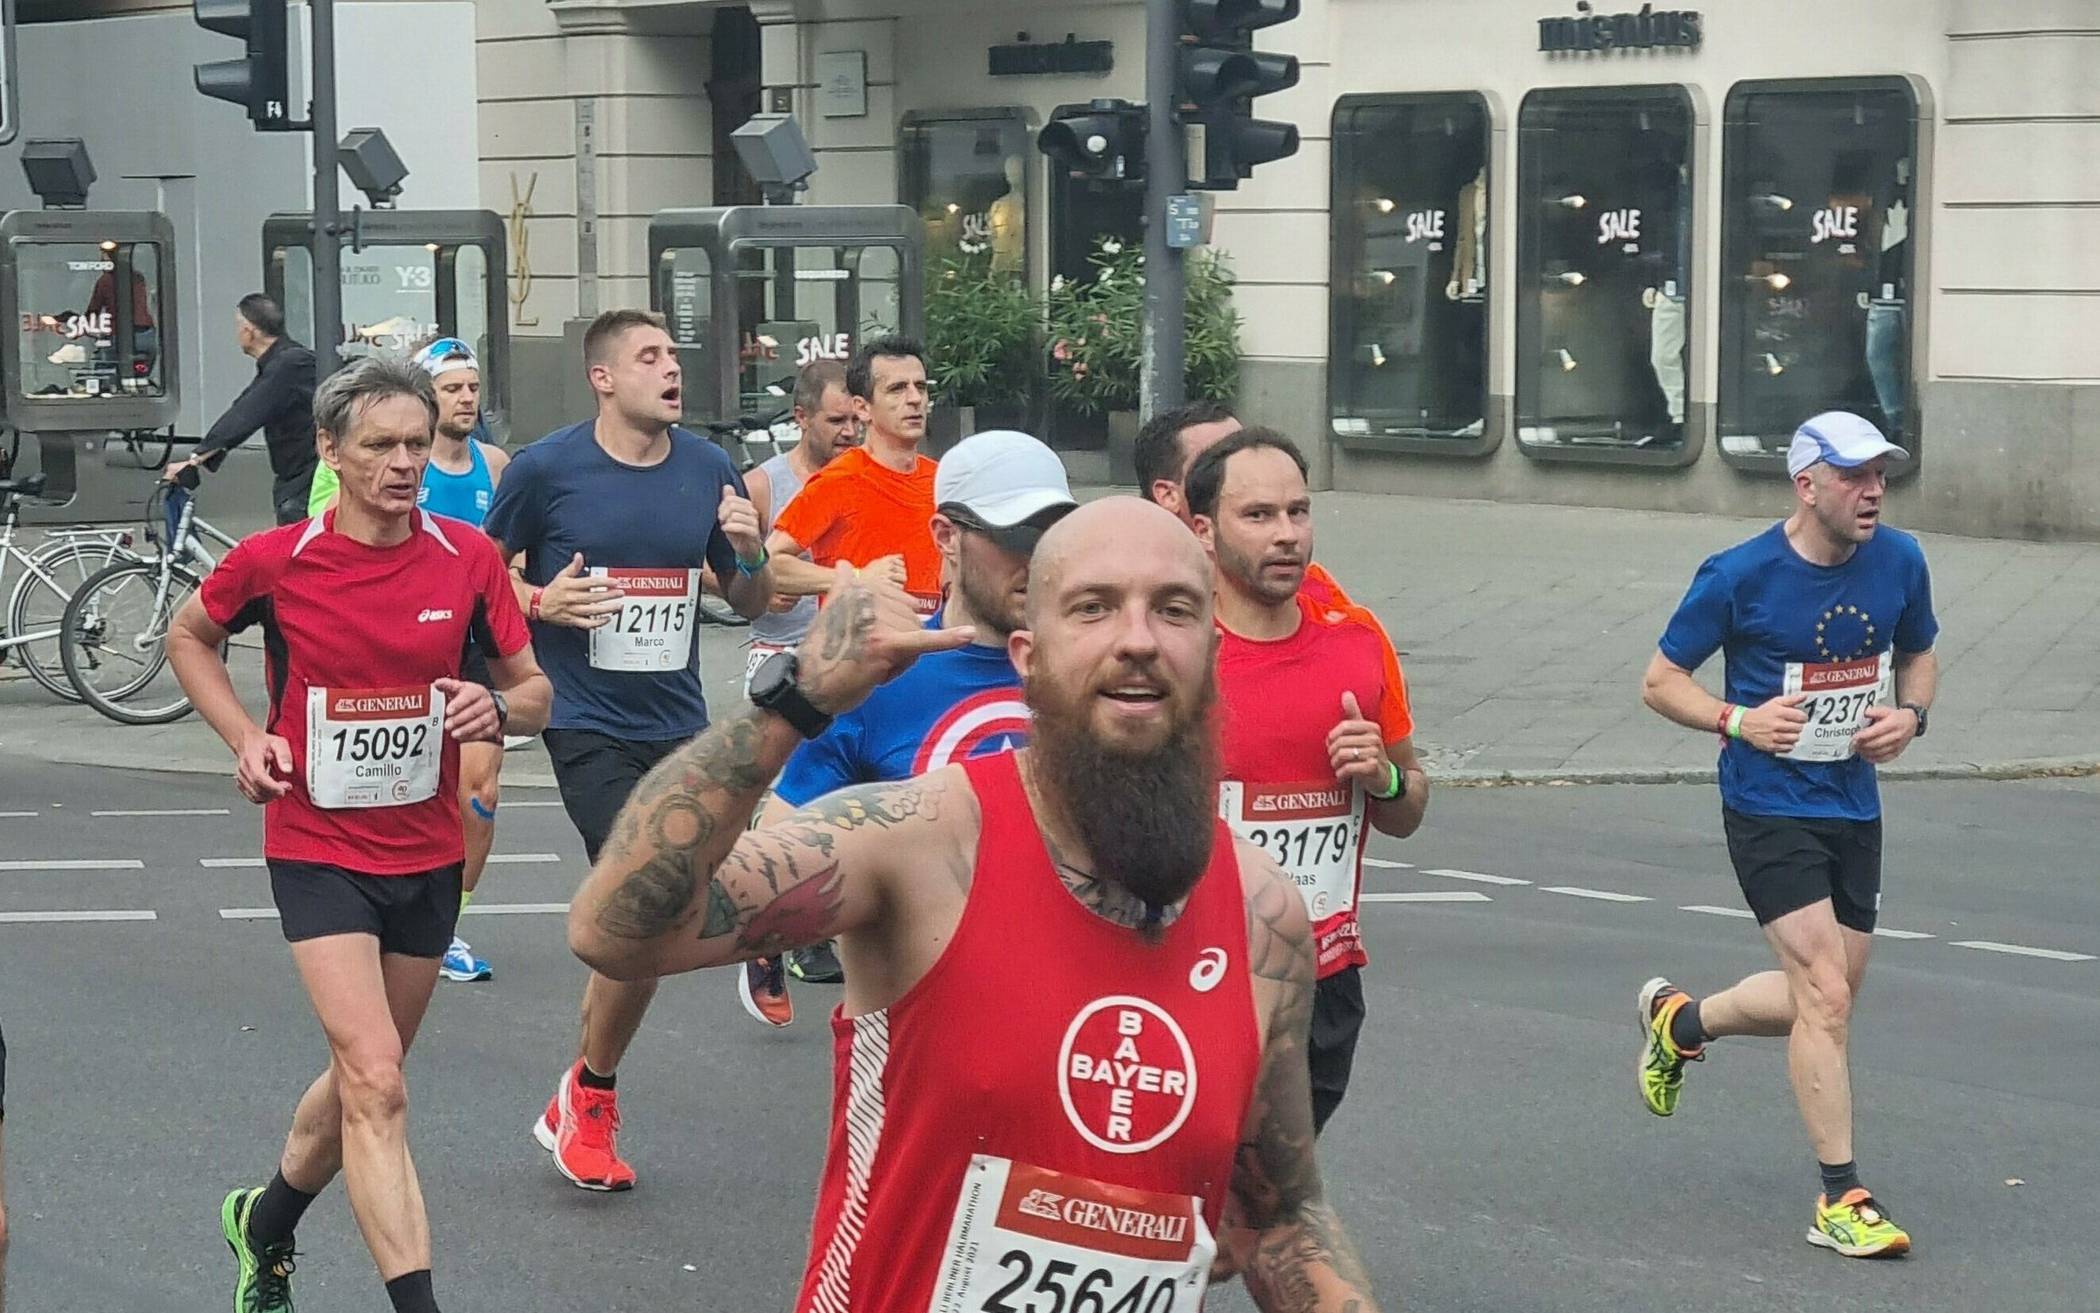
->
[911, 687, 1033, 774]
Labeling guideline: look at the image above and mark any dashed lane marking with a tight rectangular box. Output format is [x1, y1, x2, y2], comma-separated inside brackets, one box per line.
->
[199, 858, 262, 868]
[0, 810, 39, 818]
[1541, 886, 1650, 903]
[91, 808, 231, 818]
[1422, 868, 1531, 886]
[1361, 891, 1492, 904]
[488, 852, 562, 864]
[222, 902, 570, 921]
[0, 909, 157, 923]
[198, 852, 562, 869]
[1951, 940, 2095, 963]
[1873, 927, 1936, 941]
[0, 858, 144, 871]
[1681, 904, 1757, 919]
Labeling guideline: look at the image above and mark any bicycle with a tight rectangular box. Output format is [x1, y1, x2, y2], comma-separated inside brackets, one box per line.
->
[59, 471, 238, 725]
[0, 466, 142, 702]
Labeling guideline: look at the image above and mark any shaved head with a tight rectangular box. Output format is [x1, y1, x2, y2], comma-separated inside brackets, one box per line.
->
[1026, 497, 1211, 628]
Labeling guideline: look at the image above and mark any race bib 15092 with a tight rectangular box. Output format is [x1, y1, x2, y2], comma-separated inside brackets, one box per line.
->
[305, 684, 444, 809]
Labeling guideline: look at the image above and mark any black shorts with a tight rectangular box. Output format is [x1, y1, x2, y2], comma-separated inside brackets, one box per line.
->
[1722, 808, 1882, 933]
[1309, 965, 1366, 1135]
[460, 643, 493, 689]
[543, 729, 688, 863]
[268, 860, 464, 957]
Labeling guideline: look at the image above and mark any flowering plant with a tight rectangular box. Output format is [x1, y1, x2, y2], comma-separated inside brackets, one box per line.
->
[1043, 237, 1242, 415]
[923, 246, 1041, 410]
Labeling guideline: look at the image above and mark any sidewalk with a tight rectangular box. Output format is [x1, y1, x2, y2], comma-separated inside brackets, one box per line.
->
[5, 492, 2098, 785]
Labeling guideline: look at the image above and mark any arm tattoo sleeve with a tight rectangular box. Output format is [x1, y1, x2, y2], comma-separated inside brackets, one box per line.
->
[1234, 867, 1383, 1313]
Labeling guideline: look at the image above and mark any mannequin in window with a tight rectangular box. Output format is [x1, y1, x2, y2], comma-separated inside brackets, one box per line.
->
[986, 155, 1026, 276]
[1642, 159, 1692, 435]
[1445, 165, 1487, 302]
[1864, 156, 1910, 433]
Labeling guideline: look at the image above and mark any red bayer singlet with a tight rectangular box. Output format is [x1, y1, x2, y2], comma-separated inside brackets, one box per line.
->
[794, 752, 1262, 1313]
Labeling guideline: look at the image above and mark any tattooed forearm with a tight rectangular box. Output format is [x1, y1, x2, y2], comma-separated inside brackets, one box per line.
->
[1242, 1202, 1380, 1313]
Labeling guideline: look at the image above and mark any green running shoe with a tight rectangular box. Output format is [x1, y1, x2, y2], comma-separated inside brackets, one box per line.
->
[220, 1186, 298, 1311]
[1637, 976, 1704, 1117]
[1808, 1188, 1912, 1258]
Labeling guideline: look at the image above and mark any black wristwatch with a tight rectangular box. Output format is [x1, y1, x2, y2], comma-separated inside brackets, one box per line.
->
[748, 651, 833, 739]
[487, 687, 510, 738]
[1901, 702, 1928, 738]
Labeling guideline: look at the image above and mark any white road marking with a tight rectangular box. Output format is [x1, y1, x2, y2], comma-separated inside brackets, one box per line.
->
[200, 858, 264, 868]
[219, 908, 279, 920]
[91, 808, 231, 818]
[0, 810, 39, 818]
[0, 909, 157, 923]
[1542, 886, 1651, 903]
[487, 852, 562, 865]
[1422, 867, 1531, 886]
[1681, 904, 1757, 919]
[1951, 940, 2095, 963]
[463, 902, 569, 915]
[1872, 927, 1935, 941]
[1360, 891, 1492, 904]
[0, 858, 145, 871]
[1363, 857, 1414, 870]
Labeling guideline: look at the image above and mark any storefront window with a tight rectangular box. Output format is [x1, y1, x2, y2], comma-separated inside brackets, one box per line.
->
[1517, 86, 1694, 461]
[1720, 79, 1919, 465]
[1330, 93, 1491, 449]
[726, 242, 903, 414]
[282, 243, 489, 361]
[900, 111, 1030, 278]
[14, 241, 166, 400]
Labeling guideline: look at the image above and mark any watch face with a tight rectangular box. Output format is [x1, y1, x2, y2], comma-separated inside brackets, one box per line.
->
[751, 651, 798, 703]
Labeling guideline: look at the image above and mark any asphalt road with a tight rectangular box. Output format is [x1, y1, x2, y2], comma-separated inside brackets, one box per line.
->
[1, 759, 2093, 1312]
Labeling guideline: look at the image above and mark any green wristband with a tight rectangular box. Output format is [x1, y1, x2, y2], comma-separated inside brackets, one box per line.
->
[734, 545, 769, 576]
[1726, 705, 1747, 739]
[1369, 759, 1404, 801]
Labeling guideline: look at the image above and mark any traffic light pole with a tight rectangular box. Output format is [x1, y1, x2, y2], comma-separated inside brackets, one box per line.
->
[308, 0, 343, 373]
[1139, 0, 1186, 419]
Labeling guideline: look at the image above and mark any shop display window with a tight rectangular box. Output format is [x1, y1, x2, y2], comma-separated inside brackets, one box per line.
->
[1330, 93, 1492, 451]
[900, 110, 1030, 278]
[14, 240, 166, 400]
[1720, 79, 1919, 466]
[1516, 86, 1694, 462]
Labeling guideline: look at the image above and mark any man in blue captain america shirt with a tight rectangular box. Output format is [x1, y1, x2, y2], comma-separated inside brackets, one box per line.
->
[734, 429, 1077, 1025]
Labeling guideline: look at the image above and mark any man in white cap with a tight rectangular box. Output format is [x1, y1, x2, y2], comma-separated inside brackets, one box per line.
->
[1633, 410, 1938, 1259]
[735, 430, 1077, 1025]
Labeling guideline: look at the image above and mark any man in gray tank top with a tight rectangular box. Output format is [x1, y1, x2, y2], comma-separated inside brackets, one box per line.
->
[743, 359, 858, 695]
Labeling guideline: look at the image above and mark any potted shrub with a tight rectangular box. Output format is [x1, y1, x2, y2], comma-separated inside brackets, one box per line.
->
[923, 246, 1041, 454]
[1044, 237, 1242, 480]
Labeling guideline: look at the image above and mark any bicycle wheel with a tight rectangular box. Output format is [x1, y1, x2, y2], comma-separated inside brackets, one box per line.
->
[59, 558, 206, 725]
[4, 538, 135, 702]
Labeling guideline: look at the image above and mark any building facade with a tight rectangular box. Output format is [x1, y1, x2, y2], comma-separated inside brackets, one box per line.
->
[12, 0, 2097, 537]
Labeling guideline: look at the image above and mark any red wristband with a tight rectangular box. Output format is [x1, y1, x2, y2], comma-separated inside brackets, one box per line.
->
[528, 587, 545, 622]
[1715, 704, 1736, 738]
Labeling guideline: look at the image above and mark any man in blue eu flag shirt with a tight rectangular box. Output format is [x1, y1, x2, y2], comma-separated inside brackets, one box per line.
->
[736, 430, 1076, 1024]
[1634, 411, 1938, 1260]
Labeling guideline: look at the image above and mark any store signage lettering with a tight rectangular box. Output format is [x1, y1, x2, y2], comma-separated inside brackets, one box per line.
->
[989, 34, 1114, 77]
[961, 211, 992, 243]
[1539, 3, 1702, 53]
[1811, 206, 1859, 245]
[798, 332, 851, 366]
[1597, 208, 1642, 245]
[1404, 209, 1447, 245]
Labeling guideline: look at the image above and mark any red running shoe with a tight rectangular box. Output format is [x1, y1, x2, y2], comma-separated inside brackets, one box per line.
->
[532, 1060, 636, 1191]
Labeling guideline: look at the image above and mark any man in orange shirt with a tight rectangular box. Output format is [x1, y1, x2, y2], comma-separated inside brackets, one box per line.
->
[1135, 401, 1352, 609]
[1195, 426, 1428, 1134]
[766, 336, 943, 615]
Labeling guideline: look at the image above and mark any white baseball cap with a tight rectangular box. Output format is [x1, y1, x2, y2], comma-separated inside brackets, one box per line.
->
[934, 429, 1077, 551]
[1786, 411, 1908, 478]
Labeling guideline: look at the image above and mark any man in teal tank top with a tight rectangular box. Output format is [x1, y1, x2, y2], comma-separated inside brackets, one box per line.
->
[310, 339, 515, 983]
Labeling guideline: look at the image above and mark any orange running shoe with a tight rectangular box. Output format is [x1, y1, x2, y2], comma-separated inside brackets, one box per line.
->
[532, 1061, 636, 1191]
[738, 956, 795, 1028]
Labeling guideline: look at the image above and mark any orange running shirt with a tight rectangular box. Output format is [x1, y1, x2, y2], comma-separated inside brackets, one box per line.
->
[772, 446, 943, 614]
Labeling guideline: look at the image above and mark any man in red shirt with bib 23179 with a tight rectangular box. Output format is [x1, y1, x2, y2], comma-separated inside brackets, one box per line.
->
[169, 355, 551, 1313]
[1190, 426, 1429, 1135]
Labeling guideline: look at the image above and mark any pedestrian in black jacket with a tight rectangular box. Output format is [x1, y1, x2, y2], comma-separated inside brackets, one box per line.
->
[165, 293, 319, 525]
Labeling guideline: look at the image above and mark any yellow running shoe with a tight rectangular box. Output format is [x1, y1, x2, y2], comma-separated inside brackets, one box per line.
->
[1807, 1188, 1912, 1258]
[1637, 976, 1704, 1117]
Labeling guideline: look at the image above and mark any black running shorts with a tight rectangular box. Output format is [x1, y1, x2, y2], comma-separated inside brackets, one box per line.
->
[1722, 808, 1882, 933]
[268, 860, 464, 957]
[542, 729, 688, 864]
[1309, 965, 1366, 1135]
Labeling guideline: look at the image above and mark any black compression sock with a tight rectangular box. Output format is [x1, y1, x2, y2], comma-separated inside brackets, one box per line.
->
[385, 1269, 440, 1313]
[1819, 1160, 1863, 1202]
[1668, 997, 1708, 1052]
[246, 1170, 319, 1250]
[577, 1063, 616, 1091]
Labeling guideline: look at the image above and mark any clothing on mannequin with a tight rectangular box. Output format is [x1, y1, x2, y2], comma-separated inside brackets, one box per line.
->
[986, 155, 1026, 275]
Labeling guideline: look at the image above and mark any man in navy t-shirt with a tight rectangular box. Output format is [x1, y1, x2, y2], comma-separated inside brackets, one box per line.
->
[1633, 411, 1938, 1260]
[484, 309, 772, 1193]
[734, 430, 1075, 1026]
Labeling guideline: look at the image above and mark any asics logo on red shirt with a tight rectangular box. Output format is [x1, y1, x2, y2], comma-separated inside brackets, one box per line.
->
[416, 608, 455, 623]
[1188, 948, 1227, 994]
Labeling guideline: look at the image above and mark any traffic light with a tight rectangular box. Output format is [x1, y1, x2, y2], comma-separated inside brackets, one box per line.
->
[1038, 99, 1148, 183]
[1178, 0, 1300, 190]
[194, 0, 292, 130]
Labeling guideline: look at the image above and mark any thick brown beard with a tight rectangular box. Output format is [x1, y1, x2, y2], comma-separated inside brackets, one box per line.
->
[1027, 665, 1221, 916]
